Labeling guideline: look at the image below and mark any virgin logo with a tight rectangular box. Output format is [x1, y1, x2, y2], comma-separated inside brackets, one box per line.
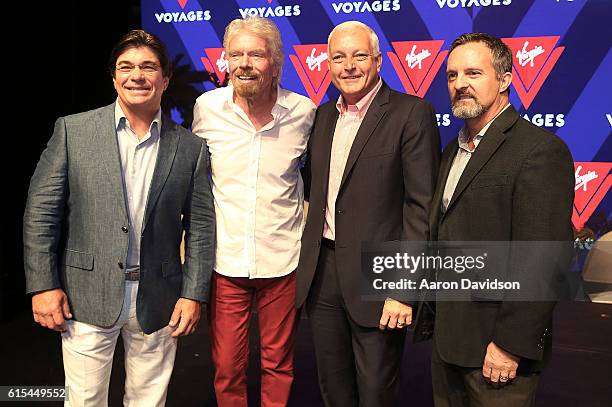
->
[216, 51, 229, 73]
[289, 44, 332, 106]
[201, 48, 229, 83]
[387, 40, 447, 97]
[571, 162, 611, 230]
[502, 36, 564, 109]
[574, 165, 598, 192]
[306, 48, 328, 72]
[516, 41, 545, 67]
[406, 45, 431, 70]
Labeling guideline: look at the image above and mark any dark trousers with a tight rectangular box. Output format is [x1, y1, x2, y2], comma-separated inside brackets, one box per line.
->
[432, 340, 541, 407]
[306, 245, 405, 407]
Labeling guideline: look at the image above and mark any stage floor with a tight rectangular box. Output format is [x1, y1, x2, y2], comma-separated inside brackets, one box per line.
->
[1, 302, 610, 406]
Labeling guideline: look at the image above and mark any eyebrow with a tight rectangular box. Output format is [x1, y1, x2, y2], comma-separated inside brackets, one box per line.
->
[331, 49, 370, 55]
[116, 59, 159, 65]
[230, 48, 268, 54]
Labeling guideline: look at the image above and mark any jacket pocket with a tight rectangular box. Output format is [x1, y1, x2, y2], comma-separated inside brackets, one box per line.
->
[61, 249, 94, 270]
[470, 175, 508, 189]
[161, 261, 182, 278]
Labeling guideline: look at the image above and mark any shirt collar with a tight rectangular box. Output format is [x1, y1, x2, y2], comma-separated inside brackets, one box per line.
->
[336, 77, 382, 118]
[457, 103, 510, 152]
[114, 100, 162, 134]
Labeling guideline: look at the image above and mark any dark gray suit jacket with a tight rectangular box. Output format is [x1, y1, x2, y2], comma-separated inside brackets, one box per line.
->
[23, 103, 215, 334]
[297, 82, 441, 327]
[416, 105, 574, 369]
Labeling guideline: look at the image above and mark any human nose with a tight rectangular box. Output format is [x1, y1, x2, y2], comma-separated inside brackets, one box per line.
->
[454, 73, 468, 90]
[343, 56, 356, 70]
[129, 65, 146, 79]
[238, 54, 252, 68]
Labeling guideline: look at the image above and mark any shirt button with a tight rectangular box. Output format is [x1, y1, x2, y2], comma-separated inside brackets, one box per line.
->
[121, 226, 128, 233]
[337, 209, 343, 214]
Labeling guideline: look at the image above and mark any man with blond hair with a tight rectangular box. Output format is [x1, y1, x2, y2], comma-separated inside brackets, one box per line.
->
[192, 16, 315, 406]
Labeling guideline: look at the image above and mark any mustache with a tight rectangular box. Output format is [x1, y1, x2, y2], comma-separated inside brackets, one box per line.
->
[234, 69, 258, 77]
[454, 91, 476, 101]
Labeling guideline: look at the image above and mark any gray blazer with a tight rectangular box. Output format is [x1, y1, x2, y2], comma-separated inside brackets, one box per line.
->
[23, 103, 215, 334]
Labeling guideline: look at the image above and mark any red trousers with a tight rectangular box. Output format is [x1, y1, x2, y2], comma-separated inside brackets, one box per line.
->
[210, 272, 297, 407]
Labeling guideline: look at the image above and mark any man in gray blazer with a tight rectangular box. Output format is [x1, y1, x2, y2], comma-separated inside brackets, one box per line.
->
[23, 30, 215, 406]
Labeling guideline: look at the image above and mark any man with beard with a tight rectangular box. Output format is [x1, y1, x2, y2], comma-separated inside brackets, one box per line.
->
[192, 16, 315, 407]
[416, 33, 574, 406]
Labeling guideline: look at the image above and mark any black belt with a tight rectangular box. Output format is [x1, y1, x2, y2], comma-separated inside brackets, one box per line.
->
[125, 269, 140, 281]
[322, 238, 335, 250]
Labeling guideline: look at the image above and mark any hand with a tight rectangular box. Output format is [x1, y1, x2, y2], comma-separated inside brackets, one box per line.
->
[168, 298, 202, 337]
[32, 288, 72, 332]
[483, 341, 520, 385]
[379, 298, 412, 330]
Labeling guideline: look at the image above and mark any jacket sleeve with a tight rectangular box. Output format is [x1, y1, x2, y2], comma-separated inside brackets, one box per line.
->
[400, 100, 441, 241]
[492, 136, 575, 360]
[23, 117, 69, 294]
[180, 137, 215, 303]
[300, 107, 320, 203]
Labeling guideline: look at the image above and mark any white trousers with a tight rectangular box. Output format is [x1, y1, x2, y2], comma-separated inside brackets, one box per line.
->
[61, 281, 177, 407]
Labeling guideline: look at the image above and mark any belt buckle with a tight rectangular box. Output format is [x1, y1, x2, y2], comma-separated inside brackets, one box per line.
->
[125, 270, 140, 281]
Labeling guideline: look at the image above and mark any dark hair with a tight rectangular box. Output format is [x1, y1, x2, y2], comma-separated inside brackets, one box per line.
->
[108, 29, 171, 78]
[450, 32, 512, 82]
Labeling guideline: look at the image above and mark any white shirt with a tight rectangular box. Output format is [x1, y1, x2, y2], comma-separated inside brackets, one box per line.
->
[442, 104, 510, 212]
[192, 85, 316, 278]
[324, 79, 382, 240]
[114, 102, 161, 272]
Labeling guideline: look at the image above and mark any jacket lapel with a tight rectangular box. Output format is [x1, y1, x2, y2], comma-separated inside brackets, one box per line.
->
[317, 107, 340, 199]
[143, 118, 179, 231]
[430, 141, 459, 238]
[339, 83, 389, 190]
[95, 103, 128, 221]
[444, 106, 519, 214]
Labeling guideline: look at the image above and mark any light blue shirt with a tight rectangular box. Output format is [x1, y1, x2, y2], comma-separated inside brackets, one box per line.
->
[114, 101, 161, 272]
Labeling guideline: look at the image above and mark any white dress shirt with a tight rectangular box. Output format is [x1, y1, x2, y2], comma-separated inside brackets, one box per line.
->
[192, 85, 316, 278]
[323, 79, 382, 240]
[114, 102, 161, 272]
[442, 104, 510, 212]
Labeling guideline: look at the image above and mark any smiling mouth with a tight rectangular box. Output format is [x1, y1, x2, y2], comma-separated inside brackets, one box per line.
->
[342, 75, 362, 80]
[456, 94, 475, 101]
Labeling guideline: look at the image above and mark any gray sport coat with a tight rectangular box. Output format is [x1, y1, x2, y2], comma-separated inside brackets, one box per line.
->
[23, 102, 215, 334]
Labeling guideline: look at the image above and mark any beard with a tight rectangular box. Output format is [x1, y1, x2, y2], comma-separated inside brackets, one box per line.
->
[232, 69, 264, 99]
[451, 95, 486, 119]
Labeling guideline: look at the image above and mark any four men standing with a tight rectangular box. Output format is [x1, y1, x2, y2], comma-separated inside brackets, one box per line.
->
[23, 17, 574, 407]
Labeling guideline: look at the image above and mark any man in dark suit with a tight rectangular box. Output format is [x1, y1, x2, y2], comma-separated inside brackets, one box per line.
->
[23, 30, 215, 406]
[297, 21, 440, 406]
[420, 33, 574, 406]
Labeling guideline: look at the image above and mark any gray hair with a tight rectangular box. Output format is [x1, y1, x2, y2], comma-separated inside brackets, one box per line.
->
[223, 16, 284, 84]
[327, 21, 381, 56]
